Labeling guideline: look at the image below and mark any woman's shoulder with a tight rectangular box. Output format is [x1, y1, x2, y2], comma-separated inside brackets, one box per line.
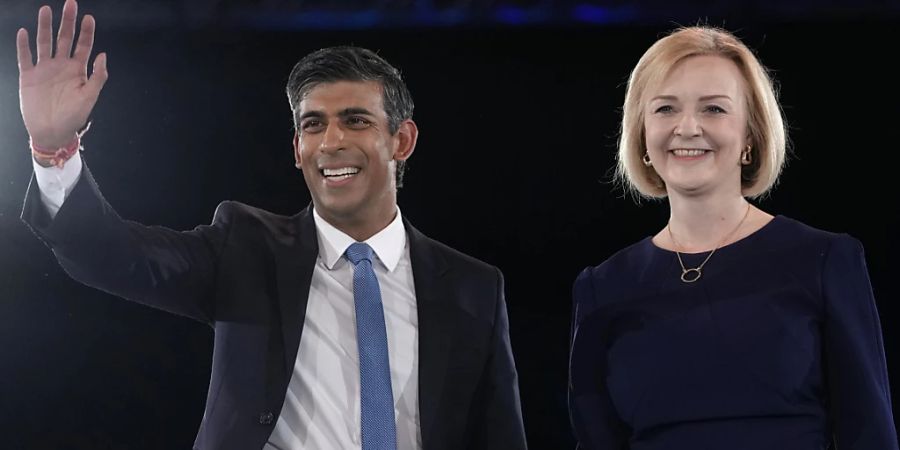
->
[764, 215, 863, 254]
[576, 238, 656, 284]
[572, 238, 657, 314]
[749, 216, 868, 297]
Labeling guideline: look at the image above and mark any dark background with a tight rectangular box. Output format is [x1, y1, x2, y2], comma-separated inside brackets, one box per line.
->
[1, 0, 898, 448]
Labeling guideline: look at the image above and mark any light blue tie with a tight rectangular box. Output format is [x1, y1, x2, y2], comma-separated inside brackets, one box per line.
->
[345, 243, 397, 450]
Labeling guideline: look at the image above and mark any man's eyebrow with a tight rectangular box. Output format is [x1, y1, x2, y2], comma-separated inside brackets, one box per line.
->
[298, 108, 376, 121]
[337, 107, 376, 117]
[298, 110, 324, 121]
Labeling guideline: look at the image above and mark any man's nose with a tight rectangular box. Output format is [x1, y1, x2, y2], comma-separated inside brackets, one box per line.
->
[319, 122, 345, 152]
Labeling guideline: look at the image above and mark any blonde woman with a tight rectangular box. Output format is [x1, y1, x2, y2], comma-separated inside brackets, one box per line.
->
[568, 26, 897, 449]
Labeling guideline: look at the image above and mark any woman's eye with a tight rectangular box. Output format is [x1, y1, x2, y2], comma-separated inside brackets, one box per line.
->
[653, 105, 675, 114]
[654, 105, 674, 114]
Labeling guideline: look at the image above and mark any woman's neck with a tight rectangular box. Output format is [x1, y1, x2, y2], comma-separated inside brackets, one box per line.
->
[664, 190, 752, 252]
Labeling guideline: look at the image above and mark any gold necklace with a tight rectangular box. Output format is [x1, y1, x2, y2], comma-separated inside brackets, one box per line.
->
[667, 203, 751, 283]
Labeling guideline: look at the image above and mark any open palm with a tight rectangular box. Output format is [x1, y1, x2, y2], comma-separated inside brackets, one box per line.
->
[17, 0, 108, 149]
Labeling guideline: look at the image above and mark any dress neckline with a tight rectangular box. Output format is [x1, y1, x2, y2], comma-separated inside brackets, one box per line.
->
[645, 214, 784, 256]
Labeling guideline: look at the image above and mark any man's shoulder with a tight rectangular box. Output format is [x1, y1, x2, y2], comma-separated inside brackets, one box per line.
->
[409, 229, 506, 323]
[209, 201, 307, 237]
[212, 200, 294, 220]
[431, 237, 496, 269]
[410, 228, 500, 280]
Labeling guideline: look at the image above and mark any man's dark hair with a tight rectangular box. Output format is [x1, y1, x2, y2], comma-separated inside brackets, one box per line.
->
[286, 46, 415, 187]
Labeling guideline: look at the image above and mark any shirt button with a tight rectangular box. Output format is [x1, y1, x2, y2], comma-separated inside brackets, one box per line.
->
[258, 411, 274, 425]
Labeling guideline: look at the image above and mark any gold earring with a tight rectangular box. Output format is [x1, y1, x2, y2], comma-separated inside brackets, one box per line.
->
[643, 153, 652, 167]
[741, 145, 752, 165]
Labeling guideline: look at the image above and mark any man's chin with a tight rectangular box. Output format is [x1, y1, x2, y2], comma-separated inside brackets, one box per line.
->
[312, 198, 365, 222]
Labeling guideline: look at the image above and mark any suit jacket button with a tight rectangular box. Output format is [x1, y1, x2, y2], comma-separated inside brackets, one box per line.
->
[259, 412, 274, 425]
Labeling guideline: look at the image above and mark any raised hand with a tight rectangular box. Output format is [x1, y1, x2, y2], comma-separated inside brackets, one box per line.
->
[17, 0, 108, 149]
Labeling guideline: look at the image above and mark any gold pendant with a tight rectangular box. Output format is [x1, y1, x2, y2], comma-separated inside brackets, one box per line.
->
[681, 268, 702, 283]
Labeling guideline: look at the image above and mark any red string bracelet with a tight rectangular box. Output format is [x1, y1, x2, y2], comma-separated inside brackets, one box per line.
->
[31, 135, 81, 169]
[30, 123, 90, 169]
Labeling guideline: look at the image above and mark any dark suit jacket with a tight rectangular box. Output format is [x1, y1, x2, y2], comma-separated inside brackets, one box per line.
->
[22, 165, 527, 450]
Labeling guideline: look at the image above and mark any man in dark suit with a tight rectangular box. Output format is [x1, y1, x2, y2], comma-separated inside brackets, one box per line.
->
[16, 1, 527, 449]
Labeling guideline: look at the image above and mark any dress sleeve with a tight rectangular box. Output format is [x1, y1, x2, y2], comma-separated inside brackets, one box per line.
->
[569, 267, 630, 449]
[822, 235, 898, 449]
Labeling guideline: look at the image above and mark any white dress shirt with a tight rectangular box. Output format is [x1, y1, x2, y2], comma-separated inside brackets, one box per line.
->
[33, 150, 83, 218]
[265, 208, 421, 450]
[33, 153, 422, 449]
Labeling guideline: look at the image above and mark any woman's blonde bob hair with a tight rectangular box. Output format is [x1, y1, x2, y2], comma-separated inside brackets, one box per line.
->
[616, 26, 787, 199]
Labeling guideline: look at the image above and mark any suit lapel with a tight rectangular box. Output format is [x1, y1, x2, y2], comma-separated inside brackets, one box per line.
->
[273, 212, 454, 445]
[275, 205, 319, 378]
[405, 219, 453, 448]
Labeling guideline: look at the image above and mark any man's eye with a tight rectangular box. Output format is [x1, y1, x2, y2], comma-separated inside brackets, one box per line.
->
[346, 117, 371, 128]
[301, 120, 324, 132]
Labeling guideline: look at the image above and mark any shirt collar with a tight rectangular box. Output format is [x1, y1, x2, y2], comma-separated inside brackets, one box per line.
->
[312, 206, 407, 272]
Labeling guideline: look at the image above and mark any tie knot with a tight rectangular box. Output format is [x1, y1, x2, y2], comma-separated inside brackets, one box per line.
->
[345, 242, 374, 265]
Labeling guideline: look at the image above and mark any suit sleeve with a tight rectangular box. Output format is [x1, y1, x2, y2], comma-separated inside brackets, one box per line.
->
[822, 235, 898, 449]
[20, 162, 231, 324]
[569, 267, 629, 450]
[467, 267, 528, 449]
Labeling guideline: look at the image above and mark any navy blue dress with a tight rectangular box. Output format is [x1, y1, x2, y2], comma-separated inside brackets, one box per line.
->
[569, 216, 897, 449]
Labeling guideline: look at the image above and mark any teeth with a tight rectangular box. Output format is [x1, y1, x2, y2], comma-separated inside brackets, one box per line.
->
[672, 149, 707, 157]
[322, 167, 360, 177]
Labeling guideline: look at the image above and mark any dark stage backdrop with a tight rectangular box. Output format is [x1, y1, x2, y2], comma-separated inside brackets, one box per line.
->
[1, 17, 898, 450]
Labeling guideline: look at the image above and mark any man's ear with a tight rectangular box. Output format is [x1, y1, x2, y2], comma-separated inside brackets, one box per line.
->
[293, 131, 302, 169]
[392, 119, 418, 162]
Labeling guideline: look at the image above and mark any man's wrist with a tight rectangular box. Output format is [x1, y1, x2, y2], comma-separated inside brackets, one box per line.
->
[33, 153, 56, 168]
[30, 134, 81, 169]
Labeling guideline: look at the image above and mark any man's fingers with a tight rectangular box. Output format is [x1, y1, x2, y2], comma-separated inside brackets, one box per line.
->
[56, 0, 78, 58]
[17, 28, 34, 72]
[36, 5, 52, 62]
[72, 14, 95, 64]
[86, 52, 108, 96]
